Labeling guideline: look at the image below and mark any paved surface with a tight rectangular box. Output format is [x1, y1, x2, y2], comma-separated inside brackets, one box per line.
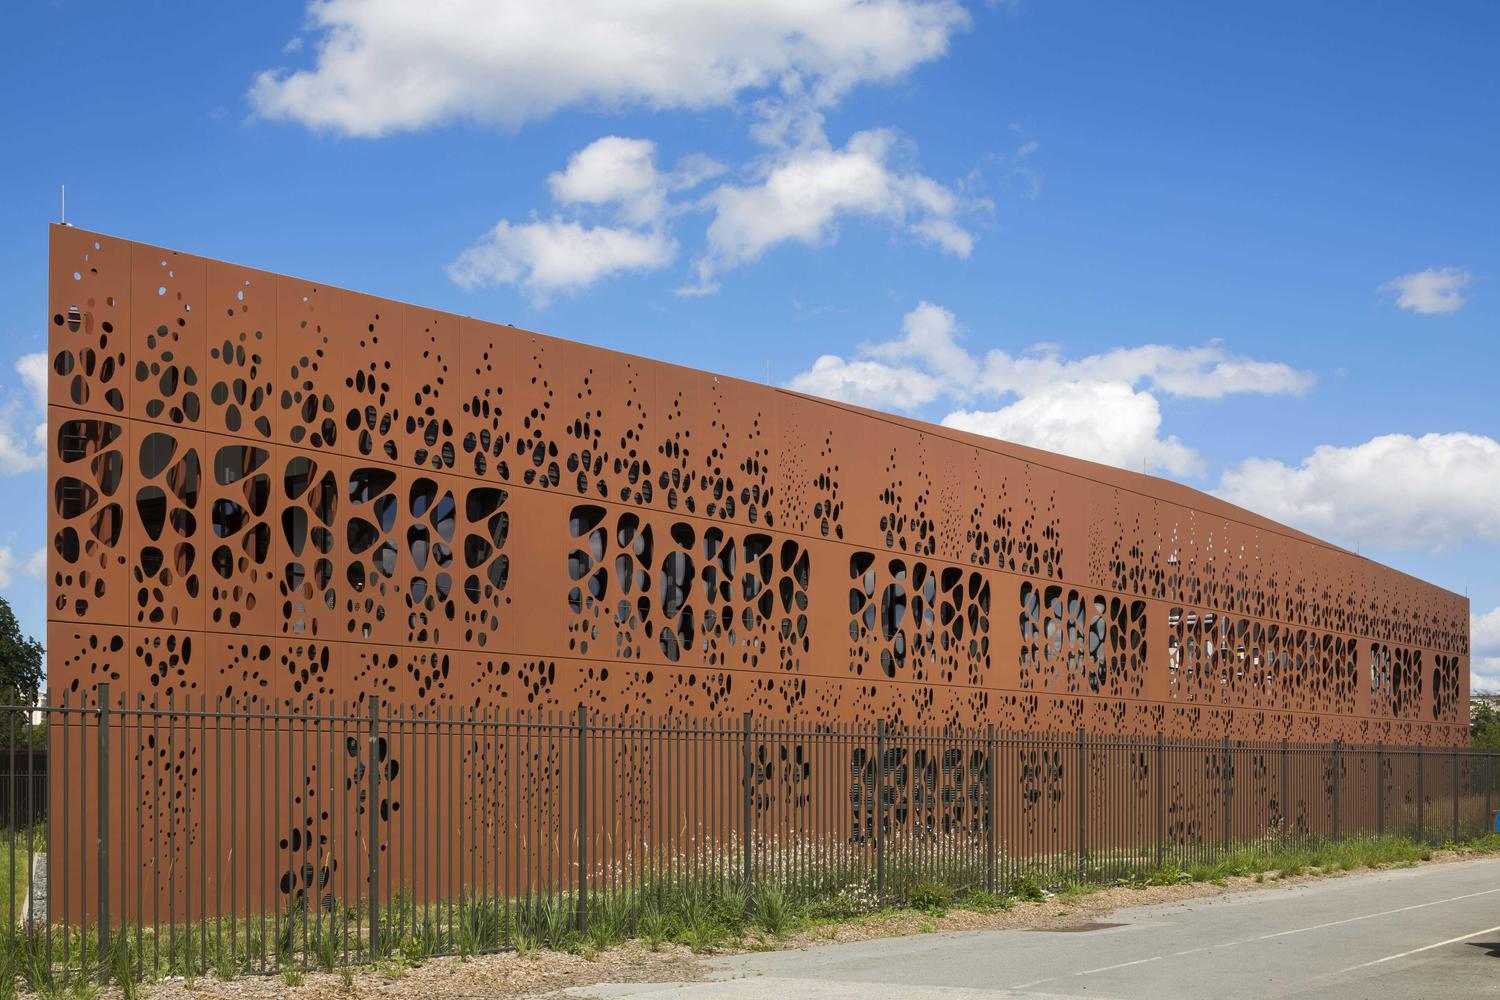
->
[562, 858, 1500, 998]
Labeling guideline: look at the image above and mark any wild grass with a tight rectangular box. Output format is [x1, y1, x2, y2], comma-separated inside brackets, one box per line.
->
[0, 830, 1494, 992]
[0, 824, 45, 924]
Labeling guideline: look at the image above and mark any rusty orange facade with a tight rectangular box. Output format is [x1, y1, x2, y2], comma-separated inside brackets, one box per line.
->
[46, 225, 1470, 748]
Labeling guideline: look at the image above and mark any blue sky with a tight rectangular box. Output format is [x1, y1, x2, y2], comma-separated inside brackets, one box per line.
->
[2, 0, 1497, 687]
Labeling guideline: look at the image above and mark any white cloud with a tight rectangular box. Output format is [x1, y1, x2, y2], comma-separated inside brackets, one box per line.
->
[548, 136, 669, 225]
[805, 304, 1314, 404]
[15, 353, 46, 405]
[944, 381, 1202, 477]
[1382, 266, 1473, 315]
[792, 354, 945, 410]
[450, 137, 690, 303]
[787, 303, 1310, 475]
[1474, 605, 1500, 694]
[1476, 605, 1500, 658]
[454, 126, 978, 300]
[0, 352, 48, 476]
[447, 219, 676, 304]
[1474, 621, 1500, 696]
[1215, 432, 1500, 552]
[690, 128, 979, 289]
[251, 0, 969, 137]
[0, 545, 45, 590]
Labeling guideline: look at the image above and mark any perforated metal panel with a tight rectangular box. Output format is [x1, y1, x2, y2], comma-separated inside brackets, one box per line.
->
[47, 224, 1470, 748]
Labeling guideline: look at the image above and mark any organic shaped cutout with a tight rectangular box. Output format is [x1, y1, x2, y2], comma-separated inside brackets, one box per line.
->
[348, 466, 396, 503]
[139, 432, 177, 479]
[213, 445, 268, 485]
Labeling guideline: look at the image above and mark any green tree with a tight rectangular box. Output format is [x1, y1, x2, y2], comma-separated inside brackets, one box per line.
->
[1473, 701, 1500, 751]
[0, 596, 42, 704]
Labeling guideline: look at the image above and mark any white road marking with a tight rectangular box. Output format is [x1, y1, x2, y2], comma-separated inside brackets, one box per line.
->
[1168, 885, 1500, 954]
[1330, 923, 1500, 976]
[1009, 885, 1500, 990]
[1075, 955, 1163, 976]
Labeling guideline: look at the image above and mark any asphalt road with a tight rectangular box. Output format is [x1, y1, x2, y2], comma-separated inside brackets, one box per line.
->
[564, 856, 1500, 999]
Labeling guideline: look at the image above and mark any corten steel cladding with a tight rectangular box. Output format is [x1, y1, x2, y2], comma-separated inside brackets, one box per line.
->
[44, 226, 1470, 916]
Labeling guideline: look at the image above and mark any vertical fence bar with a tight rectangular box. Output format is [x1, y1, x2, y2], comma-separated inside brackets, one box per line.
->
[1332, 741, 1341, 841]
[1417, 747, 1425, 842]
[1077, 727, 1087, 875]
[97, 683, 111, 970]
[1281, 739, 1290, 848]
[1487, 755, 1493, 835]
[987, 724, 997, 893]
[1377, 743, 1385, 837]
[741, 712, 753, 892]
[1221, 736, 1231, 854]
[1155, 732, 1165, 869]
[875, 719, 886, 901]
[367, 696, 381, 959]
[1452, 746, 1460, 843]
[576, 704, 588, 935]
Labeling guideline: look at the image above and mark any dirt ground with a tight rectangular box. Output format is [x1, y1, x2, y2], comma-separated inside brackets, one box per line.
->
[118, 846, 1489, 1000]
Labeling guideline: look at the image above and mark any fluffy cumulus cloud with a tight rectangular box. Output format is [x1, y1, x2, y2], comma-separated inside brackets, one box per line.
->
[258, 4, 982, 298]
[451, 126, 977, 300]
[0, 352, 48, 476]
[448, 136, 694, 303]
[688, 128, 979, 292]
[944, 382, 1200, 477]
[1215, 432, 1500, 552]
[251, 0, 969, 136]
[0, 545, 45, 590]
[1382, 266, 1473, 315]
[448, 220, 676, 303]
[787, 303, 1311, 474]
[1475, 605, 1500, 694]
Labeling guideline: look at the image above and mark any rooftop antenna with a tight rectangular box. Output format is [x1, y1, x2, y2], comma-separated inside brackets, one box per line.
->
[765, 360, 771, 385]
[60, 184, 65, 225]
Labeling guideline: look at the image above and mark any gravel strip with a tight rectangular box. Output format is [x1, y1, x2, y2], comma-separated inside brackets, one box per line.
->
[83, 847, 1490, 1000]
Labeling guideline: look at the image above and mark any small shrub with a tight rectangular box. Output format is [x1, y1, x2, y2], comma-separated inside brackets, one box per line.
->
[312, 925, 341, 972]
[637, 904, 669, 951]
[678, 894, 723, 953]
[398, 931, 430, 967]
[108, 940, 139, 1000]
[906, 879, 954, 914]
[1009, 875, 1045, 903]
[955, 888, 1012, 913]
[753, 885, 791, 936]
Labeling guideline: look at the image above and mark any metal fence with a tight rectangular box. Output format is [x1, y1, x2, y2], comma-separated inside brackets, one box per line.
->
[3, 688, 1497, 981]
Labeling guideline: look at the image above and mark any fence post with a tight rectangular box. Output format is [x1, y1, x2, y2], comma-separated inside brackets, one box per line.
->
[1281, 739, 1290, 848]
[1377, 743, 1385, 837]
[1452, 745, 1460, 843]
[1155, 732, 1165, 869]
[1077, 728, 1087, 874]
[986, 724, 997, 894]
[1416, 746, 1425, 843]
[97, 682, 111, 970]
[367, 695, 381, 959]
[1487, 755, 1493, 836]
[875, 719, 887, 902]
[1332, 741, 1341, 841]
[577, 704, 589, 935]
[1222, 735, 1231, 854]
[742, 711, 753, 893]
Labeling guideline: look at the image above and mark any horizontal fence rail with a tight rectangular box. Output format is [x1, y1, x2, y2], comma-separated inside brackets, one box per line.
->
[2, 691, 1496, 983]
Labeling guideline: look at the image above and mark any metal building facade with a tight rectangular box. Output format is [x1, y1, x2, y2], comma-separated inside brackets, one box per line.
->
[46, 225, 1470, 748]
